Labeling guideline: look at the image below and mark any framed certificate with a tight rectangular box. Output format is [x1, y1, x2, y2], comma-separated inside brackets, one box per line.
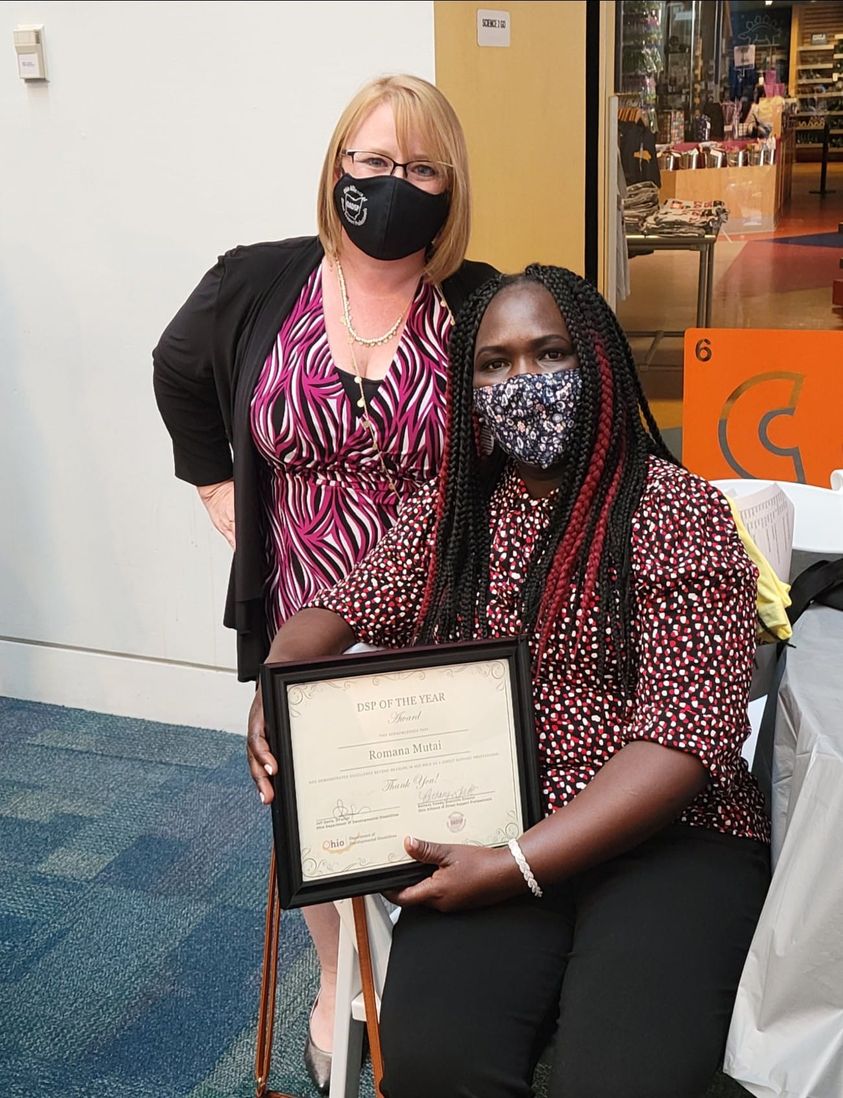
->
[261, 637, 540, 908]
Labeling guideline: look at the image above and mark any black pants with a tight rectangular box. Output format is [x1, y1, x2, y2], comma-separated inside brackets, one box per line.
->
[379, 826, 769, 1098]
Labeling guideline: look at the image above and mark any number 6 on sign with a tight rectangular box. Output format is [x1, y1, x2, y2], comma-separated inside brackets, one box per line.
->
[683, 329, 843, 487]
[695, 338, 712, 363]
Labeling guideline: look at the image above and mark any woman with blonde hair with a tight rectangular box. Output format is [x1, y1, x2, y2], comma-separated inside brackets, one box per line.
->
[154, 74, 494, 1091]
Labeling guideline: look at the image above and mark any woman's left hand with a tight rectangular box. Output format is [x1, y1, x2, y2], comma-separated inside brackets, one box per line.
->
[387, 836, 522, 912]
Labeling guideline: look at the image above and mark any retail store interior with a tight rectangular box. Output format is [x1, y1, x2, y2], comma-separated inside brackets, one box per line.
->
[614, 0, 843, 436]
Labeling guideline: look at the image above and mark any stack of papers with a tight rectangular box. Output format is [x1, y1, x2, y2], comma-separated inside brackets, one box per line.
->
[721, 481, 795, 583]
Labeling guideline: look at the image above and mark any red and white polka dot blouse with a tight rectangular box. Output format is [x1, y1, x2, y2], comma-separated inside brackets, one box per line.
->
[310, 458, 771, 843]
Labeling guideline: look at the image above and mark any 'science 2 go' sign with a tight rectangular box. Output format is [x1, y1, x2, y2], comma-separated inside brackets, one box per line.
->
[477, 9, 511, 48]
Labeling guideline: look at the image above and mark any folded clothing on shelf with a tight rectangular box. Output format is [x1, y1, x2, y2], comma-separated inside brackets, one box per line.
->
[642, 198, 729, 236]
[623, 181, 660, 230]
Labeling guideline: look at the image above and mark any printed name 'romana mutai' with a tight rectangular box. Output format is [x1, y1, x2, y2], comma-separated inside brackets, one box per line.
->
[369, 741, 442, 761]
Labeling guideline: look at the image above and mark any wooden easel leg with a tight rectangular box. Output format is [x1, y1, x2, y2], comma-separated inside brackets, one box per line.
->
[351, 896, 386, 1098]
[254, 844, 296, 1098]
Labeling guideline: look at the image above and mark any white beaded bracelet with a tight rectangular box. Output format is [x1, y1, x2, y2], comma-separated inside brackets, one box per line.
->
[507, 838, 543, 899]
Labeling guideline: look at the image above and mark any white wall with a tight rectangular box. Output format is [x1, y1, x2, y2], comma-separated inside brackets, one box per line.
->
[0, 0, 435, 731]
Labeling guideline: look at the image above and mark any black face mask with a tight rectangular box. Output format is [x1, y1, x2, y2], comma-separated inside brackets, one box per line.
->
[333, 173, 450, 261]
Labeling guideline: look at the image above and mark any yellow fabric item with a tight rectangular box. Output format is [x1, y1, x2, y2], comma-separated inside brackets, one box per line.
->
[726, 498, 792, 644]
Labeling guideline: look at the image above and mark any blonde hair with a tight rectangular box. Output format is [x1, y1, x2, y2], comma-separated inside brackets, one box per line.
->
[317, 75, 471, 285]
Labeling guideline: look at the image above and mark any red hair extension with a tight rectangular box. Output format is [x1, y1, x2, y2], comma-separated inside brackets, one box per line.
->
[534, 330, 617, 671]
[575, 329, 624, 615]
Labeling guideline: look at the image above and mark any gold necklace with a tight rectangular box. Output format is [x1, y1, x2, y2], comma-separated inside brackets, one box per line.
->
[335, 257, 411, 347]
[348, 340, 400, 496]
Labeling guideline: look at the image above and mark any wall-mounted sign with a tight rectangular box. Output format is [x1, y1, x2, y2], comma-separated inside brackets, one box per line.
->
[683, 329, 843, 488]
[811, 33, 828, 45]
[734, 44, 756, 68]
[477, 9, 510, 48]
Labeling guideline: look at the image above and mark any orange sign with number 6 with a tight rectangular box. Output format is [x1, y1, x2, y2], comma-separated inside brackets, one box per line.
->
[682, 328, 843, 487]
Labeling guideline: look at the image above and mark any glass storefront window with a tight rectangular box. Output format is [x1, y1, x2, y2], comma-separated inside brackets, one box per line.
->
[612, 0, 843, 455]
[614, 1, 843, 364]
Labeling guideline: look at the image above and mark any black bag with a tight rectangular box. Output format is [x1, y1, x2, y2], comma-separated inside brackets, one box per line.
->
[785, 558, 843, 627]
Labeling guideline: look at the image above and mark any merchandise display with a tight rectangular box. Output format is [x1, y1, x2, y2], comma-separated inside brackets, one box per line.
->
[643, 197, 729, 236]
[794, 34, 843, 158]
[657, 109, 685, 145]
[657, 137, 777, 170]
[616, 114, 784, 234]
[614, 0, 833, 232]
[620, 122, 787, 235]
[619, 1, 665, 121]
[623, 181, 660, 230]
[624, 182, 728, 239]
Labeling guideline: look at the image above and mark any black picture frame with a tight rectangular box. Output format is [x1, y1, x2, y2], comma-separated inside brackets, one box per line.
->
[260, 637, 540, 908]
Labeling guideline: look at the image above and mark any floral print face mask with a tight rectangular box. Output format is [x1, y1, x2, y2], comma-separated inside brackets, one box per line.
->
[473, 369, 583, 469]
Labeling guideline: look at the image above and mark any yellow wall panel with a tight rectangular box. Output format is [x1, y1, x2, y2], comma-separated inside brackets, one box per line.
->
[435, 1, 588, 275]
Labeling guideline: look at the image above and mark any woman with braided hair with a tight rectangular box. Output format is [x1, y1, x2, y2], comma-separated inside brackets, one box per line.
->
[247, 266, 770, 1097]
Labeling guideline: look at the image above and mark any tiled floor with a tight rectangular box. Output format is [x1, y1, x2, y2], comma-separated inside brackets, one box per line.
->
[618, 164, 843, 433]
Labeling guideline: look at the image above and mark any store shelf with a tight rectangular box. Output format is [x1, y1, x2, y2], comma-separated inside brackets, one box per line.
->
[798, 63, 834, 69]
[799, 44, 835, 51]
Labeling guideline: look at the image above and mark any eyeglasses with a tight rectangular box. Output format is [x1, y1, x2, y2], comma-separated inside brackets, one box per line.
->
[342, 149, 451, 189]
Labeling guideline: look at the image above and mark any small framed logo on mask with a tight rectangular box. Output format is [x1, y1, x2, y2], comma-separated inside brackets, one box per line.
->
[341, 184, 368, 226]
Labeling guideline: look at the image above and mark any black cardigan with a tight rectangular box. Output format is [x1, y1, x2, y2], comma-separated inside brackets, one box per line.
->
[153, 235, 496, 681]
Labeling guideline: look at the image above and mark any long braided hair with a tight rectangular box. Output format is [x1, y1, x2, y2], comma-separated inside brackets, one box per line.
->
[416, 264, 676, 692]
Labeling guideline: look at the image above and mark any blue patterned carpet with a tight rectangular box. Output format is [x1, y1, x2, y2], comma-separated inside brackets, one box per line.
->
[0, 695, 363, 1098]
[0, 696, 745, 1098]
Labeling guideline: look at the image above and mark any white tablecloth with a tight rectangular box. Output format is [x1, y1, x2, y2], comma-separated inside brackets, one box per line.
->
[724, 606, 843, 1098]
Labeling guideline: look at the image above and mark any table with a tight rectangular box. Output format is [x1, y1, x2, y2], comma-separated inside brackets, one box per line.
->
[724, 605, 843, 1098]
[625, 230, 718, 366]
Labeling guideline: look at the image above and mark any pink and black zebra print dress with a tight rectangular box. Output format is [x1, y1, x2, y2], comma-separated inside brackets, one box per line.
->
[250, 265, 452, 637]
